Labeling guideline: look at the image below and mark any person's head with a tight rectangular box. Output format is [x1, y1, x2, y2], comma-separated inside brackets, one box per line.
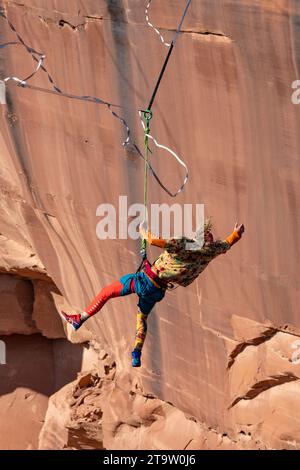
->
[204, 229, 214, 244]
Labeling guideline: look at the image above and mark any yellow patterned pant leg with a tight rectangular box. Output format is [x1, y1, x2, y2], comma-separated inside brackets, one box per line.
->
[134, 311, 148, 351]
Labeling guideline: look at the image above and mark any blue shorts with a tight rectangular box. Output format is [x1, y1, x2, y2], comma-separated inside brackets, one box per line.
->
[119, 272, 165, 315]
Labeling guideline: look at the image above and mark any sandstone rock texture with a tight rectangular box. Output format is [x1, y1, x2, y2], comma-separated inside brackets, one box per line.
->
[0, 0, 300, 450]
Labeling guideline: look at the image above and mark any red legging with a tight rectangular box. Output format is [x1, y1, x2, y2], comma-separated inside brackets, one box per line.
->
[85, 280, 134, 317]
[84, 279, 147, 351]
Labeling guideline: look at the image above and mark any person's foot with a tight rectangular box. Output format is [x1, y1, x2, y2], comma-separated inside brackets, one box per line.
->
[60, 311, 83, 331]
[131, 348, 142, 367]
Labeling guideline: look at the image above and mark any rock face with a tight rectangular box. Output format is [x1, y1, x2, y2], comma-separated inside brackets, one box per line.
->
[39, 367, 258, 451]
[0, 0, 300, 450]
[0, 274, 36, 335]
[0, 333, 93, 449]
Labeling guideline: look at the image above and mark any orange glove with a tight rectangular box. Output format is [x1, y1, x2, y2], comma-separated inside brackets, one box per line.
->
[226, 223, 245, 246]
[226, 230, 241, 246]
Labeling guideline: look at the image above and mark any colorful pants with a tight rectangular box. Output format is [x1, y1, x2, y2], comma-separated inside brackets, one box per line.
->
[85, 272, 165, 351]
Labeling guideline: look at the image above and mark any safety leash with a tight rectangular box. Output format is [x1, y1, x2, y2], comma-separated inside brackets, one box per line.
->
[138, 0, 192, 266]
[139, 109, 153, 265]
[147, 0, 192, 111]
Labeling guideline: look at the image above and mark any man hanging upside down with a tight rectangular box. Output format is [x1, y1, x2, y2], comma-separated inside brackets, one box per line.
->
[60, 220, 245, 367]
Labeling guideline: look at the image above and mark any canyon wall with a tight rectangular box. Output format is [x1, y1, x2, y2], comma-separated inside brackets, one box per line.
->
[0, 0, 300, 449]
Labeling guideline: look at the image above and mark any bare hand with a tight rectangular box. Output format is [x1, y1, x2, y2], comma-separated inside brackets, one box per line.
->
[234, 222, 245, 237]
[139, 220, 148, 234]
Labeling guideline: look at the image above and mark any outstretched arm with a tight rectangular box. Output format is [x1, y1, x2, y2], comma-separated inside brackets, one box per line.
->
[195, 222, 245, 257]
[139, 222, 167, 248]
[216, 222, 245, 253]
[225, 223, 245, 246]
[226, 223, 245, 246]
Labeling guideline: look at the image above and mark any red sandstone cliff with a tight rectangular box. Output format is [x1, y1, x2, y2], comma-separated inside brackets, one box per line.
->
[1, 0, 300, 450]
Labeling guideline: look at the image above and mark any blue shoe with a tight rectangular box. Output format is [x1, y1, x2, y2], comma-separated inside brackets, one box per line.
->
[60, 311, 83, 331]
[131, 348, 141, 367]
